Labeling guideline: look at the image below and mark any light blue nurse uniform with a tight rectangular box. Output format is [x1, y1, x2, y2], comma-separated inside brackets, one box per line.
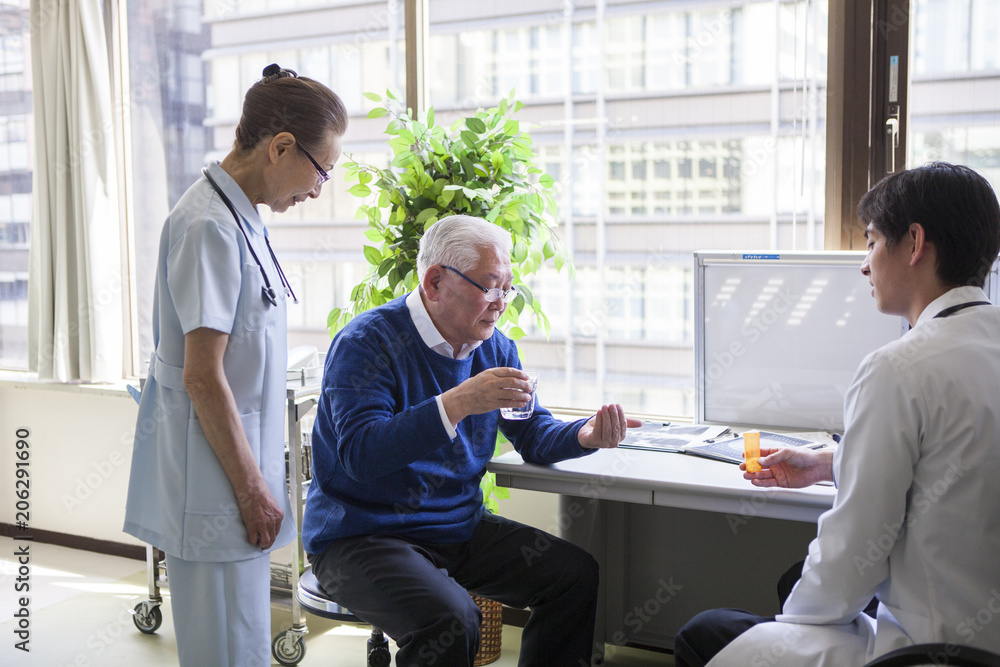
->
[123, 162, 294, 664]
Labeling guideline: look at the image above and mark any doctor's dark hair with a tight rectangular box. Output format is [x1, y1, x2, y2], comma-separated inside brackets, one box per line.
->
[858, 162, 1000, 288]
[234, 64, 348, 155]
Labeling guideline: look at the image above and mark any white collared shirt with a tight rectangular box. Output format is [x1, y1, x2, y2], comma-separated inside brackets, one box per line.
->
[711, 286, 1000, 665]
[405, 289, 485, 438]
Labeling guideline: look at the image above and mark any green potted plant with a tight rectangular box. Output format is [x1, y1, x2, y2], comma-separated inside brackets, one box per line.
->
[330, 91, 572, 664]
[328, 88, 572, 341]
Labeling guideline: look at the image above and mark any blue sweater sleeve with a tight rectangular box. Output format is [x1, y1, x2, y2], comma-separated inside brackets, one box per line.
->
[501, 406, 594, 465]
[314, 320, 454, 482]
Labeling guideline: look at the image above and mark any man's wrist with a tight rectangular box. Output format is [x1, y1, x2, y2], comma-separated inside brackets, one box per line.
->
[820, 450, 836, 483]
[440, 388, 465, 427]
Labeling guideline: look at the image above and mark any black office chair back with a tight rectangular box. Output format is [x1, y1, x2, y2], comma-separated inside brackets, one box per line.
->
[864, 643, 1000, 667]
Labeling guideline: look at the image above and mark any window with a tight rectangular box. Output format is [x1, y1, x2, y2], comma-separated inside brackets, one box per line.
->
[909, 0, 1000, 195]
[0, 0, 31, 369]
[32, 0, 978, 420]
[127, 1, 400, 370]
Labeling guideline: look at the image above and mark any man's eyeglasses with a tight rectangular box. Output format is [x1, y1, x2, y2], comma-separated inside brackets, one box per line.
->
[297, 143, 330, 184]
[441, 265, 519, 304]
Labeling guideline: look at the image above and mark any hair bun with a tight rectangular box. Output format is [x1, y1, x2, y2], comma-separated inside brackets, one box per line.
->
[262, 63, 297, 83]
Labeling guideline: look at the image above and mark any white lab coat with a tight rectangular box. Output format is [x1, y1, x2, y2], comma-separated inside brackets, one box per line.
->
[710, 286, 1000, 667]
[123, 162, 295, 562]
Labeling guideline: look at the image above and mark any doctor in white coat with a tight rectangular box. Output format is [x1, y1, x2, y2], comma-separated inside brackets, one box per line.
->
[674, 162, 1000, 667]
[123, 65, 347, 667]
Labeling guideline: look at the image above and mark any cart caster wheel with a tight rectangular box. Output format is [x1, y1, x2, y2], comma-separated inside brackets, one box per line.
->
[132, 602, 162, 634]
[368, 629, 391, 667]
[272, 631, 306, 666]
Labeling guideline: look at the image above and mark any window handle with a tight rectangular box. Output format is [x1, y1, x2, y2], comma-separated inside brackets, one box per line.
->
[885, 105, 900, 174]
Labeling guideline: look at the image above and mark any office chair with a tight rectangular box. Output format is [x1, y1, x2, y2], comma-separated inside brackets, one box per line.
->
[863, 644, 1000, 667]
[293, 568, 392, 667]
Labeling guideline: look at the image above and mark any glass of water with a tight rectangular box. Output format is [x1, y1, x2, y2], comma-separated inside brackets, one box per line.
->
[500, 371, 537, 420]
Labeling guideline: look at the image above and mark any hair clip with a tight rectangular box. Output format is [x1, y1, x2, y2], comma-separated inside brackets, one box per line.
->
[262, 63, 298, 83]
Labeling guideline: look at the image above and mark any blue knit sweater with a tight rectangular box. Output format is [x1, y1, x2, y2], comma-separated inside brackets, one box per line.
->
[302, 295, 592, 555]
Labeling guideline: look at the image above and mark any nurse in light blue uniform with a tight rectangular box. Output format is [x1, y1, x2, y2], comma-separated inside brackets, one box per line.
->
[124, 64, 347, 667]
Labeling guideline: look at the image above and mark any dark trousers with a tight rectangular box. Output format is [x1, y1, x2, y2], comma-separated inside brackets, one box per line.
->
[308, 511, 599, 667]
[673, 561, 880, 667]
[673, 608, 772, 667]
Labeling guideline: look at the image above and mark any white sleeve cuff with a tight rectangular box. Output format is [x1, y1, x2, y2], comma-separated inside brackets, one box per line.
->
[435, 395, 458, 439]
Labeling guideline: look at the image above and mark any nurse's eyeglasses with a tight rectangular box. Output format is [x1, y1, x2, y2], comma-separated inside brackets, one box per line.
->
[297, 143, 330, 184]
[441, 265, 519, 304]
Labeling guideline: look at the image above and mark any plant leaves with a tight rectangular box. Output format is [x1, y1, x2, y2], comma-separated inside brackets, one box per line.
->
[329, 89, 575, 350]
[415, 208, 438, 225]
[362, 245, 383, 267]
[543, 239, 555, 259]
[439, 188, 456, 207]
[391, 150, 415, 167]
[466, 117, 487, 134]
[364, 92, 382, 102]
[460, 155, 475, 178]
[461, 131, 479, 148]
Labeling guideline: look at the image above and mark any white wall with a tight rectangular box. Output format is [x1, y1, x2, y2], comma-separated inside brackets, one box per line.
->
[0, 379, 558, 548]
[0, 381, 144, 546]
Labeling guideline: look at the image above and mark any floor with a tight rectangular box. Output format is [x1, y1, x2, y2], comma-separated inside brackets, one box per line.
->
[0, 537, 672, 666]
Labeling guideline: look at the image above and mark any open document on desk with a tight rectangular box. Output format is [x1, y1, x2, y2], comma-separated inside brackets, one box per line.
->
[619, 422, 833, 465]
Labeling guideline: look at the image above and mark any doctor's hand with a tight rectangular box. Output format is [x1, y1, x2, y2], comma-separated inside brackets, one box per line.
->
[235, 480, 284, 550]
[441, 367, 534, 427]
[740, 446, 835, 488]
[578, 405, 643, 450]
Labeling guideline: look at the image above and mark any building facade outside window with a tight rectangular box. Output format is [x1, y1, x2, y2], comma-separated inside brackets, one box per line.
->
[7, 0, 997, 424]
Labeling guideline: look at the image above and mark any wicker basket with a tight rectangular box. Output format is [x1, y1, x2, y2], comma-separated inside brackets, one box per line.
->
[471, 594, 503, 666]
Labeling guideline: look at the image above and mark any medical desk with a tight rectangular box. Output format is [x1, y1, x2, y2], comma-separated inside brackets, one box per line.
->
[488, 448, 836, 655]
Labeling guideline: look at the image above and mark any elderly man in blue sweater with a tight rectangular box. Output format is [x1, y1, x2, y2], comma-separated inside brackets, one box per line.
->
[303, 214, 641, 666]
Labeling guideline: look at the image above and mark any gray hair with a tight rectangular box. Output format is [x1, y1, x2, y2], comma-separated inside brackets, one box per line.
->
[416, 215, 512, 281]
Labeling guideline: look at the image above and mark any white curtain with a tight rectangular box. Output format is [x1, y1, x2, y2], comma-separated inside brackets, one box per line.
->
[28, 0, 123, 382]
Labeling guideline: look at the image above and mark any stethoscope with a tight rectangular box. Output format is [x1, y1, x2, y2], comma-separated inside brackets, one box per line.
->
[203, 168, 297, 307]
